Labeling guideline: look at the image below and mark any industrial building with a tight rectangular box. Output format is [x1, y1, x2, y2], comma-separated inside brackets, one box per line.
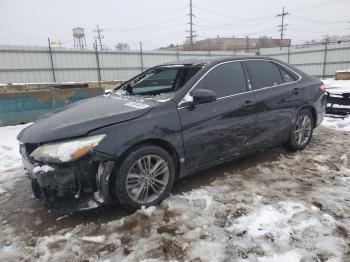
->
[192, 36, 291, 51]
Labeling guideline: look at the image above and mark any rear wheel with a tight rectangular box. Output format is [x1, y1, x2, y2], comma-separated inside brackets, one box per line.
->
[285, 109, 314, 151]
[114, 145, 175, 211]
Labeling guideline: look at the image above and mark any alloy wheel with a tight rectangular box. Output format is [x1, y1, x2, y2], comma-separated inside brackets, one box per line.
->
[126, 155, 169, 204]
[294, 114, 312, 146]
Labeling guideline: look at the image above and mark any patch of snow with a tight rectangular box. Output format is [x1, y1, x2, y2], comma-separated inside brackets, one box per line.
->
[0, 123, 31, 194]
[80, 235, 106, 244]
[257, 249, 304, 262]
[125, 101, 149, 109]
[323, 78, 350, 94]
[156, 98, 172, 103]
[33, 165, 55, 174]
[139, 206, 157, 217]
[322, 116, 350, 131]
[0, 123, 31, 173]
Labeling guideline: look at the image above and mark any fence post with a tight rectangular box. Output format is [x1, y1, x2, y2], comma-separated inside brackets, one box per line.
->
[47, 38, 56, 83]
[176, 44, 180, 61]
[287, 45, 290, 64]
[94, 41, 102, 86]
[139, 41, 144, 72]
[207, 38, 211, 57]
[322, 38, 328, 79]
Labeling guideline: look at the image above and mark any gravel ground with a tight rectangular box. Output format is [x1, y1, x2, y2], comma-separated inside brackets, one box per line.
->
[0, 126, 350, 261]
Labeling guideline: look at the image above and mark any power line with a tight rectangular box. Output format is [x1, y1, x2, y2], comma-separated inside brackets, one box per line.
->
[290, 15, 347, 24]
[104, 15, 186, 32]
[276, 7, 289, 40]
[195, 6, 274, 21]
[104, 6, 187, 31]
[290, 0, 348, 13]
[93, 24, 104, 50]
[186, 0, 197, 50]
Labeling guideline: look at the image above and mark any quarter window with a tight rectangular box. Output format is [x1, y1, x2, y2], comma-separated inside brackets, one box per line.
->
[245, 60, 283, 90]
[279, 67, 296, 83]
[193, 62, 247, 98]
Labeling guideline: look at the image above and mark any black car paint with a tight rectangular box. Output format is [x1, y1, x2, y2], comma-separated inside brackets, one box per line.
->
[17, 56, 326, 214]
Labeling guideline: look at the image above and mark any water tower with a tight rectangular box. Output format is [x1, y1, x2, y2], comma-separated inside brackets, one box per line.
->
[73, 27, 87, 49]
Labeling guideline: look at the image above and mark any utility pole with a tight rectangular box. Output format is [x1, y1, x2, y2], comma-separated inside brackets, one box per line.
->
[139, 41, 144, 72]
[276, 7, 289, 40]
[94, 24, 104, 50]
[47, 38, 56, 83]
[176, 43, 180, 60]
[186, 0, 196, 51]
[207, 38, 211, 57]
[245, 36, 249, 53]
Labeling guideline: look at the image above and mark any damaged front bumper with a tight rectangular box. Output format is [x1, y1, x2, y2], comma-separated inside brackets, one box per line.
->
[20, 144, 115, 215]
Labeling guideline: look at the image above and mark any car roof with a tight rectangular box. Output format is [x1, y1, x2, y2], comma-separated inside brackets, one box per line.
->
[161, 56, 280, 67]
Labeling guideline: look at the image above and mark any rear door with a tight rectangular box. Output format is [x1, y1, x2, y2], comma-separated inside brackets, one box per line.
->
[178, 61, 257, 169]
[244, 59, 304, 148]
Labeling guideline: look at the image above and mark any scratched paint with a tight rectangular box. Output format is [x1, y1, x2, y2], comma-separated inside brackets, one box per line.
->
[0, 87, 103, 126]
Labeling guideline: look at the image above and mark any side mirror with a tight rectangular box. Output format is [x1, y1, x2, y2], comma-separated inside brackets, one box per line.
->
[192, 89, 217, 104]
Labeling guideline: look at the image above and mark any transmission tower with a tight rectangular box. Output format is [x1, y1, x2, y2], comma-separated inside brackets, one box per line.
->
[276, 7, 289, 40]
[186, 0, 197, 51]
[94, 24, 104, 50]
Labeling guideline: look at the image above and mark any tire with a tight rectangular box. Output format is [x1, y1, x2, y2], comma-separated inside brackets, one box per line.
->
[285, 109, 314, 151]
[31, 180, 42, 199]
[113, 145, 176, 212]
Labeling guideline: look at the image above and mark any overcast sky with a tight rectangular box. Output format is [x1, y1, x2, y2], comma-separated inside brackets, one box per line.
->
[0, 0, 349, 50]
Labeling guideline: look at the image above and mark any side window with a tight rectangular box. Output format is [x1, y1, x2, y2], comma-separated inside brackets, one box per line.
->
[193, 62, 247, 98]
[245, 60, 283, 90]
[279, 66, 296, 83]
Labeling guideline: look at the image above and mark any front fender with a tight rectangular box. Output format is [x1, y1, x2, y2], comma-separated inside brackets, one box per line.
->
[90, 102, 184, 163]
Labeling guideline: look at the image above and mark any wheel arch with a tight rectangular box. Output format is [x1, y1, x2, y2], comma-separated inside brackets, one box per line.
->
[109, 138, 181, 198]
[298, 105, 317, 127]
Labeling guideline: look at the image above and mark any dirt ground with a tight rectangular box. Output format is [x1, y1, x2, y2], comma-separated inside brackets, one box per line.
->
[1, 127, 350, 261]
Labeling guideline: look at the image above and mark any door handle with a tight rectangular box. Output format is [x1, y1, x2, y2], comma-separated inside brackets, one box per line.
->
[292, 88, 300, 95]
[242, 100, 254, 108]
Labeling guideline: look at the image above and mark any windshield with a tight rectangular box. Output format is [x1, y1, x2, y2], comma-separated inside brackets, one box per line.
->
[116, 65, 202, 96]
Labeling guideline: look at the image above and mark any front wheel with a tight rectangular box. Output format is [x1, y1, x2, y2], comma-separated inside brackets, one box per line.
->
[285, 109, 314, 151]
[113, 145, 175, 211]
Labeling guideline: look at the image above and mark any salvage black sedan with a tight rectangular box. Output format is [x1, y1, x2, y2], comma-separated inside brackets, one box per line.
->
[17, 57, 326, 214]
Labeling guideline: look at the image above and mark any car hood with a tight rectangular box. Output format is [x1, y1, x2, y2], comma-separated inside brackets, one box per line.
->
[17, 93, 164, 144]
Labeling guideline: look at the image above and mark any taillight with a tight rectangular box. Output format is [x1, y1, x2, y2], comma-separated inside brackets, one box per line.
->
[320, 84, 326, 93]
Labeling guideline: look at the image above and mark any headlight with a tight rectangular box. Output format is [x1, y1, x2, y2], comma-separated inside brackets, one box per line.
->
[30, 134, 106, 163]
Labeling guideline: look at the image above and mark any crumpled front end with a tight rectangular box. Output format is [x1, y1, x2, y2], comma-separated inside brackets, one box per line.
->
[20, 143, 115, 215]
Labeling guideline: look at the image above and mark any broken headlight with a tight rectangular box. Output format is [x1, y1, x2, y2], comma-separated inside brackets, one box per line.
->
[30, 134, 106, 163]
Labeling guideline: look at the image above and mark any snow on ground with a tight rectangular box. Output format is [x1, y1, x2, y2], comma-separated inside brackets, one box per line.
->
[323, 78, 350, 94]
[0, 125, 349, 261]
[322, 116, 350, 132]
[0, 123, 31, 194]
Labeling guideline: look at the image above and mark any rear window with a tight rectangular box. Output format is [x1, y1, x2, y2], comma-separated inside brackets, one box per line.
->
[245, 60, 283, 90]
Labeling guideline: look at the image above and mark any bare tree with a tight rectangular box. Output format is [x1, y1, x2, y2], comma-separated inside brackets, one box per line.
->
[115, 43, 130, 51]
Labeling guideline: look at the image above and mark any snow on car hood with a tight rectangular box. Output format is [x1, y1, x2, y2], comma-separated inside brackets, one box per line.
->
[17, 92, 171, 144]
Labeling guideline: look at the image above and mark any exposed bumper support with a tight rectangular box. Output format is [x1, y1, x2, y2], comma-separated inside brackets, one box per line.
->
[22, 150, 116, 215]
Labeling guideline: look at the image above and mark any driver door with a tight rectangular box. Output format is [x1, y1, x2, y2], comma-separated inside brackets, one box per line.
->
[177, 61, 257, 169]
